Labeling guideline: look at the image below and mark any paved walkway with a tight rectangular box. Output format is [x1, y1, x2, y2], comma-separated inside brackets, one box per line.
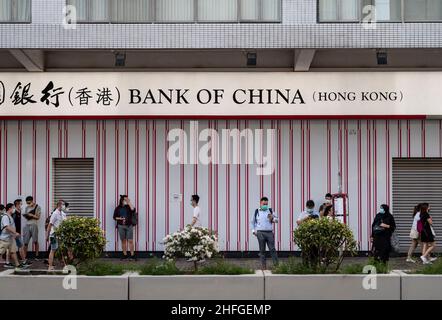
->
[0, 256, 429, 273]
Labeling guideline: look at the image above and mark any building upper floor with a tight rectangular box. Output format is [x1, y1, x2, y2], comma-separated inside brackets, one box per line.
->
[1, 0, 442, 49]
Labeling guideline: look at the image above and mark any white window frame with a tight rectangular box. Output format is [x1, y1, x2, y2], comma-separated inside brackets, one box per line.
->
[0, 0, 31, 23]
[67, 0, 281, 23]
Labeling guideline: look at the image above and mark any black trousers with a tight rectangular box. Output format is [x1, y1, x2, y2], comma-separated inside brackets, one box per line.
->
[373, 234, 391, 263]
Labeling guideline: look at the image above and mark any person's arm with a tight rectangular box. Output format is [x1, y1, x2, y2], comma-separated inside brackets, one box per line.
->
[270, 211, 278, 224]
[296, 213, 305, 226]
[113, 207, 120, 221]
[191, 217, 197, 226]
[127, 199, 135, 211]
[5, 225, 19, 238]
[33, 206, 41, 220]
[46, 223, 52, 239]
[250, 211, 257, 235]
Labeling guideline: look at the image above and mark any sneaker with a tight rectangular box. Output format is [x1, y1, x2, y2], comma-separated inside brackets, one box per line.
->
[421, 255, 430, 264]
[430, 257, 438, 262]
[406, 258, 416, 263]
[129, 255, 137, 261]
[4, 262, 14, 269]
[17, 263, 29, 269]
[33, 257, 40, 261]
[21, 260, 32, 266]
[120, 255, 128, 261]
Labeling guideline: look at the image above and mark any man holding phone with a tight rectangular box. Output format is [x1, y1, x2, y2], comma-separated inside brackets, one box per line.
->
[250, 196, 279, 270]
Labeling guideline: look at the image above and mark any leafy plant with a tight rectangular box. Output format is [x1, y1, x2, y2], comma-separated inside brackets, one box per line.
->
[77, 260, 133, 276]
[55, 217, 107, 266]
[340, 258, 389, 274]
[163, 225, 219, 272]
[293, 218, 357, 273]
[197, 260, 254, 275]
[416, 257, 442, 274]
[272, 257, 317, 274]
[138, 259, 183, 275]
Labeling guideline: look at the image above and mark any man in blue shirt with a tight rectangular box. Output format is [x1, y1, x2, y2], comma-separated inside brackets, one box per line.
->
[250, 196, 279, 270]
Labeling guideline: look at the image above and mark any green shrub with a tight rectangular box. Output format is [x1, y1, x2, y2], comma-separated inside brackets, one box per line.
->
[417, 258, 442, 274]
[272, 257, 318, 274]
[197, 260, 254, 275]
[293, 218, 357, 273]
[340, 258, 389, 274]
[138, 259, 182, 275]
[56, 217, 107, 266]
[77, 261, 134, 276]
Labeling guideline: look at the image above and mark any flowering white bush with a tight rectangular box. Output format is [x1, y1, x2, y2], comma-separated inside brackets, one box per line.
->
[163, 225, 219, 265]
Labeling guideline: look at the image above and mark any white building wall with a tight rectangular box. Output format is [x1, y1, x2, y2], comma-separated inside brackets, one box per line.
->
[0, 119, 439, 252]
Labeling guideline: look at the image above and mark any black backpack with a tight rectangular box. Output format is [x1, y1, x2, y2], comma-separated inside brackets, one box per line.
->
[254, 208, 273, 224]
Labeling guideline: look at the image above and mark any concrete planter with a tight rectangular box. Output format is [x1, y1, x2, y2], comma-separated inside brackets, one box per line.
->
[264, 271, 401, 300]
[0, 270, 129, 300]
[401, 274, 442, 300]
[129, 270, 264, 300]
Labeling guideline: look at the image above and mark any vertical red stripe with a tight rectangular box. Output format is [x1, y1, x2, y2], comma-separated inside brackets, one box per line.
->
[45, 121, 50, 251]
[237, 120, 241, 251]
[260, 120, 263, 197]
[145, 120, 150, 251]
[407, 120, 411, 158]
[135, 120, 140, 251]
[245, 120, 249, 250]
[345, 120, 349, 194]
[208, 120, 213, 232]
[114, 120, 119, 251]
[82, 121, 86, 158]
[214, 121, 219, 234]
[32, 121, 37, 199]
[96, 121, 100, 222]
[289, 121, 294, 250]
[124, 121, 129, 194]
[398, 120, 402, 157]
[277, 120, 282, 250]
[165, 121, 170, 236]
[64, 120, 68, 158]
[180, 120, 184, 230]
[386, 121, 391, 205]
[3, 122, 7, 203]
[327, 120, 331, 193]
[0, 122, 2, 203]
[152, 121, 157, 251]
[357, 120, 362, 246]
[271, 120, 276, 239]
[226, 120, 230, 251]
[102, 121, 107, 243]
[307, 120, 311, 200]
[422, 120, 426, 157]
[367, 120, 372, 250]
[301, 121, 305, 209]
[373, 121, 377, 216]
[18, 121, 22, 196]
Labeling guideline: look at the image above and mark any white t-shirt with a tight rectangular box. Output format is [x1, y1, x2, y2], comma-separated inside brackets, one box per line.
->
[412, 212, 421, 231]
[192, 206, 201, 227]
[49, 209, 66, 236]
[0, 214, 15, 241]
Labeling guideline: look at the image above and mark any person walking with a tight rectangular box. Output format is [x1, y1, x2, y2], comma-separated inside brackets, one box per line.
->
[419, 203, 437, 265]
[250, 197, 279, 270]
[46, 200, 67, 271]
[0, 203, 26, 269]
[190, 194, 201, 227]
[371, 204, 396, 263]
[406, 204, 421, 263]
[113, 195, 137, 261]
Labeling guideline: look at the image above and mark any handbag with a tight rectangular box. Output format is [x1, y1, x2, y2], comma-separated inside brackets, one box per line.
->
[410, 229, 420, 239]
[372, 224, 385, 235]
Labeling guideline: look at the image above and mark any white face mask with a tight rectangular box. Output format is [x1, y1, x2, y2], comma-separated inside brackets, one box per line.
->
[61, 205, 66, 211]
[11, 208, 16, 214]
[122, 201, 128, 206]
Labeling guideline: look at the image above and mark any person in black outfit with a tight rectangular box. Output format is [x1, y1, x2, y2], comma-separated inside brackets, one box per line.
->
[113, 195, 137, 261]
[371, 204, 396, 263]
[419, 203, 436, 264]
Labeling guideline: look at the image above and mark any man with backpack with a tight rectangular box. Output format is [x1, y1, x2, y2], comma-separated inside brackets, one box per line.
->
[0, 203, 26, 269]
[23, 196, 42, 260]
[250, 196, 279, 270]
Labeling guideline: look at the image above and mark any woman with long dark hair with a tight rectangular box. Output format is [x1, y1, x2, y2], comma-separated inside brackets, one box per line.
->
[406, 204, 421, 263]
[371, 204, 396, 263]
[419, 203, 437, 264]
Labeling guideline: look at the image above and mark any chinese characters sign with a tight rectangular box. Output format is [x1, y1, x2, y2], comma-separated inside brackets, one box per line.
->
[0, 72, 440, 118]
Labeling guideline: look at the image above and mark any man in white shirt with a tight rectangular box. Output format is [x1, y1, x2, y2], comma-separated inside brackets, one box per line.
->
[190, 194, 201, 227]
[297, 200, 319, 226]
[250, 196, 279, 270]
[46, 200, 67, 271]
[0, 203, 24, 269]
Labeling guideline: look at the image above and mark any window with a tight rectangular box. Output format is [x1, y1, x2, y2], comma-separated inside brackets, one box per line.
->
[66, 0, 281, 23]
[156, 0, 194, 22]
[240, 0, 281, 21]
[53, 158, 94, 217]
[318, 0, 442, 22]
[404, 0, 442, 21]
[0, 0, 31, 22]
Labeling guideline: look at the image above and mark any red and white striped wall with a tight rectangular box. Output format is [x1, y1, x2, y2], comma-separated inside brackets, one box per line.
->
[0, 119, 439, 252]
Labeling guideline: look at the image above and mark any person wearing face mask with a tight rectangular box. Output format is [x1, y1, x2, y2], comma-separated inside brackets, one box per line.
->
[250, 197, 279, 270]
[113, 195, 137, 261]
[297, 200, 319, 226]
[0, 203, 26, 269]
[23, 195, 42, 260]
[46, 200, 67, 271]
[190, 194, 201, 227]
[319, 193, 333, 217]
[371, 204, 396, 263]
